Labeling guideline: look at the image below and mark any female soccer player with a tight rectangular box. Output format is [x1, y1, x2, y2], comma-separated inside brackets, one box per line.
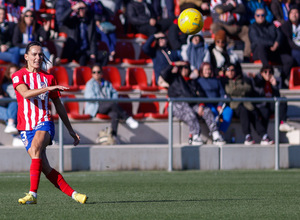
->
[12, 41, 87, 204]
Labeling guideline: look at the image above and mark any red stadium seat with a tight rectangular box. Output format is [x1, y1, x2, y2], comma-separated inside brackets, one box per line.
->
[174, 0, 180, 16]
[253, 60, 279, 65]
[37, 8, 56, 30]
[52, 94, 91, 120]
[134, 33, 148, 40]
[73, 66, 92, 90]
[96, 113, 111, 119]
[289, 67, 300, 90]
[123, 43, 152, 65]
[102, 66, 132, 91]
[0, 60, 10, 65]
[135, 94, 168, 119]
[112, 41, 136, 64]
[48, 66, 79, 91]
[203, 16, 213, 31]
[125, 67, 159, 91]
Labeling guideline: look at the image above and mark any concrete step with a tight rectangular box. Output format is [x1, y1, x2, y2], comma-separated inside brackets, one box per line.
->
[0, 144, 298, 172]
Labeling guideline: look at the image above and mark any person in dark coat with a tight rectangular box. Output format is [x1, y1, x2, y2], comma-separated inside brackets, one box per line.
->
[142, 32, 181, 86]
[270, 0, 292, 26]
[0, 7, 19, 65]
[281, 6, 300, 66]
[58, 1, 107, 66]
[126, 0, 173, 36]
[249, 8, 293, 87]
[222, 63, 273, 145]
[250, 65, 294, 132]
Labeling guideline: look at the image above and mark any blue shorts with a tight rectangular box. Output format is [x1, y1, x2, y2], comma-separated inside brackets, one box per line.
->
[20, 121, 55, 151]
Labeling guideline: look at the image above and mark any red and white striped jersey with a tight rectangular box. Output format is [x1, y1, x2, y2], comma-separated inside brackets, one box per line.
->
[12, 68, 60, 131]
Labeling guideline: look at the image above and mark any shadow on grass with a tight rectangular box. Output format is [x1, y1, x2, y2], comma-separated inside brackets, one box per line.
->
[87, 198, 261, 205]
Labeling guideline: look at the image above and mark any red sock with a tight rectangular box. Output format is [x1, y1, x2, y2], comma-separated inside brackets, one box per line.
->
[29, 158, 42, 193]
[46, 169, 75, 197]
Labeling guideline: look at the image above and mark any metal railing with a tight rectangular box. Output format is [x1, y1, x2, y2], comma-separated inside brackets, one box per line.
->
[1, 96, 299, 172]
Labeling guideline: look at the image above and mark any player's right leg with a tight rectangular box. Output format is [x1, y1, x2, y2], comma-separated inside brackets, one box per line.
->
[18, 130, 50, 204]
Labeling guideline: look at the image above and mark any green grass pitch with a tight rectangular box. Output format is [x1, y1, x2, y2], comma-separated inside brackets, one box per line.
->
[1, 170, 300, 219]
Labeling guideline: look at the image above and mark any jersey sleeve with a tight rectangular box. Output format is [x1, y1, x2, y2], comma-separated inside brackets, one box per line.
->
[49, 76, 61, 99]
[12, 70, 27, 89]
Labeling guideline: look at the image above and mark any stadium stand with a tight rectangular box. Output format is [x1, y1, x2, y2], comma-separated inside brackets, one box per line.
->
[72, 66, 92, 90]
[125, 67, 159, 91]
[135, 94, 168, 119]
[110, 41, 136, 65]
[52, 94, 91, 120]
[102, 66, 132, 91]
[48, 66, 79, 91]
[289, 67, 300, 90]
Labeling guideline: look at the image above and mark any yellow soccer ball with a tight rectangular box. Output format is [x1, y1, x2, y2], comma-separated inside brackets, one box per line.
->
[178, 8, 204, 35]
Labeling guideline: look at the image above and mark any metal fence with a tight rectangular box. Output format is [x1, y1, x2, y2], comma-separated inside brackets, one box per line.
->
[1, 96, 299, 172]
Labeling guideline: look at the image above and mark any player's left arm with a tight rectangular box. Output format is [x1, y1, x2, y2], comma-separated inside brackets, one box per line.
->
[52, 97, 80, 146]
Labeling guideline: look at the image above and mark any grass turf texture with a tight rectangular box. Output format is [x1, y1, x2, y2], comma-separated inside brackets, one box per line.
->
[1, 170, 300, 219]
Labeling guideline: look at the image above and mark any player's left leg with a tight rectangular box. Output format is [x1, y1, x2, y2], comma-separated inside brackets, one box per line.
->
[42, 151, 87, 204]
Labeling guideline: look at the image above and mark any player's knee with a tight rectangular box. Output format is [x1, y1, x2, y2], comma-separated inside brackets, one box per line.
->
[28, 145, 42, 158]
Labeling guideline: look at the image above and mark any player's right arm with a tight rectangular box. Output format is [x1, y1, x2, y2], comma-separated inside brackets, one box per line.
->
[15, 84, 69, 99]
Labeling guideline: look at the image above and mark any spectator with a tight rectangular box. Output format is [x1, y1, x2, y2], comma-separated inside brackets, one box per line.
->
[5, 0, 22, 23]
[210, 0, 251, 61]
[151, 0, 175, 19]
[55, 0, 71, 32]
[222, 63, 274, 145]
[197, 62, 233, 135]
[185, 34, 207, 78]
[270, 0, 292, 27]
[281, 6, 300, 66]
[58, 1, 108, 66]
[101, 0, 129, 16]
[126, 0, 173, 36]
[0, 63, 18, 135]
[100, 0, 120, 16]
[142, 32, 181, 86]
[0, 7, 20, 65]
[203, 29, 241, 77]
[160, 61, 226, 146]
[84, 64, 139, 144]
[250, 65, 294, 133]
[93, 1, 117, 62]
[249, 8, 294, 88]
[167, 19, 188, 51]
[12, 8, 52, 68]
[179, 0, 210, 15]
[245, 0, 274, 25]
